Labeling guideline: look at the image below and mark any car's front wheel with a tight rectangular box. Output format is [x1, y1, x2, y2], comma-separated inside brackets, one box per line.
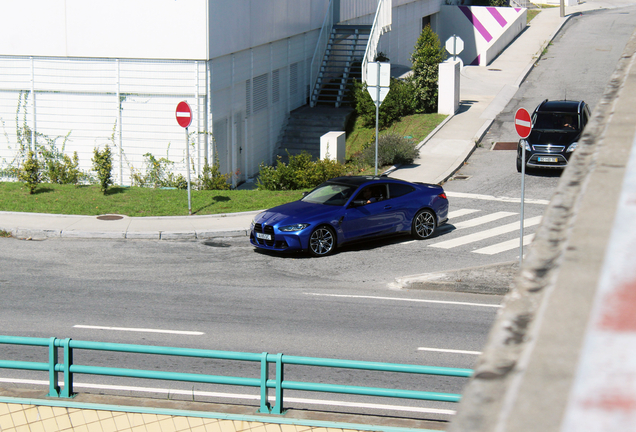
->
[516, 156, 522, 172]
[308, 226, 336, 257]
[412, 209, 436, 240]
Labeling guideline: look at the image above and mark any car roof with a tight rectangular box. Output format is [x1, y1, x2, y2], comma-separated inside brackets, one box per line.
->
[536, 99, 585, 113]
[326, 175, 404, 187]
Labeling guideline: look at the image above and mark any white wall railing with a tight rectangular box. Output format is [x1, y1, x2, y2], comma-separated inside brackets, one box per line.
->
[309, 0, 334, 107]
[362, 0, 392, 84]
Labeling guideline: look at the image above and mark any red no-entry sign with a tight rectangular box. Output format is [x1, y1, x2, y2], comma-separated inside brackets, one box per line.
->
[175, 101, 192, 128]
[515, 108, 532, 139]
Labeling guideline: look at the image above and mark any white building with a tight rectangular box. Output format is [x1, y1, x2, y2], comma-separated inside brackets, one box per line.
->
[0, 0, 443, 186]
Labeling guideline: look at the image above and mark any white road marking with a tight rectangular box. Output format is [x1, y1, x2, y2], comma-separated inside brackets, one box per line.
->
[0, 377, 456, 416]
[418, 347, 482, 355]
[73, 325, 204, 336]
[473, 234, 535, 255]
[305, 293, 501, 308]
[429, 216, 542, 249]
[452, 211, 517, 229]
[448, 208, 480, 218]
[446, 191, 550, 205]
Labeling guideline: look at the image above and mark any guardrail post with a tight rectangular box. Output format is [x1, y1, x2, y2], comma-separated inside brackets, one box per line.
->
[46, 337, 59, 397]
[61, 338, 75, 398]
[271, 353, 285, 415]
[258, 352, 271, 413]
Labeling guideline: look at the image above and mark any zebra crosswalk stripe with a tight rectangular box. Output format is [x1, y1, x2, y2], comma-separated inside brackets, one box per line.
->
[429, 216, 542, 249]
[447, 209, 480, 219]
[452, 211, 517, 229]
[473, 234, 535, 255]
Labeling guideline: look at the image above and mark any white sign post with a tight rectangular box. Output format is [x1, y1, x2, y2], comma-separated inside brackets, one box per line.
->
[366, 62, 391, 175]
[515, 108, 532, 264]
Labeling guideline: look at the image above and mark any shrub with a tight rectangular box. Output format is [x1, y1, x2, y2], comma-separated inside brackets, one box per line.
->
[257, 152, 347, 191]
[92, 145, 113, 194]
[131, 153, 189, 189]
[359, 133, 419, 167]
[348, 78, 417, 129]
[45, 151, 82, 185]
[410, 25, 446, 113]
[198, 154, 231, 190]
[18, 150, 41, 194]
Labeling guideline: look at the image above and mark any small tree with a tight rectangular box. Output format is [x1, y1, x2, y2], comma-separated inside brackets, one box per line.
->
[18, 150, 41, 194]
[92, 145, 113, 194]
[410, 25, 446, 113]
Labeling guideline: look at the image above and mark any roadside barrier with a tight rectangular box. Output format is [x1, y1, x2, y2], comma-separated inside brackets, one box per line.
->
[0, 335, 472, 414]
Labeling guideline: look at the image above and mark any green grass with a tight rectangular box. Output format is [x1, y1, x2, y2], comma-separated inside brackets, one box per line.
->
[527, 9, 541, 23]
[1, 111, 447, 216]
[345, 113, 447, 159]
[0, 182, 306, 217]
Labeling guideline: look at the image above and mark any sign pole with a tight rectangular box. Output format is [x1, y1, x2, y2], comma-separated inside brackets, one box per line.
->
[176, 101, 193, 216]
[375, 65, 380, 176]
[520, 143, 525, 265]
[514, 107, 532, 265]
[185, 127, 192, 215]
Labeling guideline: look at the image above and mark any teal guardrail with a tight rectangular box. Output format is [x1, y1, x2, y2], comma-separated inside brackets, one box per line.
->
[0, 335, 473, 415]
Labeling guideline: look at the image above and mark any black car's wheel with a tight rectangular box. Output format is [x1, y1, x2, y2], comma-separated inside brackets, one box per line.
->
[308, 226, 336, 257]
[516, 156, 522, 172]
[412, 209, 436, 240]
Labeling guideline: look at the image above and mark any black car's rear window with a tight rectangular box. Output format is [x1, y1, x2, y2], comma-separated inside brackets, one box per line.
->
[389, 183, 415, 198]
[302, 183, 357, 206]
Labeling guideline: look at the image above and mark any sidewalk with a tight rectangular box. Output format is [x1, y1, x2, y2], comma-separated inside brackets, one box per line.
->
[0, 5, 590, 243]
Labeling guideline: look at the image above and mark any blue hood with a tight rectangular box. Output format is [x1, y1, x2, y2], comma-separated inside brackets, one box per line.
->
[256, 200, 341, 227]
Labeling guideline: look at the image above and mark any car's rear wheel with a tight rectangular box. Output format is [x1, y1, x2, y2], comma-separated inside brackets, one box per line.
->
[308, 226, 336, 257]
[412, 209, 436, 240]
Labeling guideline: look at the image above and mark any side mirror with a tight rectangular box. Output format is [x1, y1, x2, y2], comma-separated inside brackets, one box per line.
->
[302, 191, 308, 197]
[351, 199, 366, 207]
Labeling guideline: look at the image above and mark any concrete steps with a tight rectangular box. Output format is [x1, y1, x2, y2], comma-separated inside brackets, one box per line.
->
[276, 105, 354, 161]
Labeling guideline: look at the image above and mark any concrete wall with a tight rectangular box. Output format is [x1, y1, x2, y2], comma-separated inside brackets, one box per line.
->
[0, 0, 328, 61]
[437, 6, 526, 66]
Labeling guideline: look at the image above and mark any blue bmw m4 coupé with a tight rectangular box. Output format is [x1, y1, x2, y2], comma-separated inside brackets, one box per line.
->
[250, 176, 448, 257]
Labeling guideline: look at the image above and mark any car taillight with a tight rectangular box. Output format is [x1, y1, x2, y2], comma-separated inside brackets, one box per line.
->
[438, 192, 447, 200]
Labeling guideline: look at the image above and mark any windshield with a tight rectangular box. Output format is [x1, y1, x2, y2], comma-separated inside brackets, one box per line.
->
[301, 183, 357, 206]
[534, 112, 579, 131]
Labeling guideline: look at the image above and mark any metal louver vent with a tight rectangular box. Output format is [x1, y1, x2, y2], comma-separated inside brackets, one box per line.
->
[245, 79, 251, 117]
[273, 69, 280, 104]
[290, 62, 298, 95]
[253, 73, 268, 113]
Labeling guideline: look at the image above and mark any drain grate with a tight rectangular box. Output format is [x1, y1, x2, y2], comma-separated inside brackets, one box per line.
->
[96, 215, 124, 221]
[492, 141, 518, 150]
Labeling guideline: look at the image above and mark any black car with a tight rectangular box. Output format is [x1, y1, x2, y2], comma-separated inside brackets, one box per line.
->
[517, 99, 591, 172]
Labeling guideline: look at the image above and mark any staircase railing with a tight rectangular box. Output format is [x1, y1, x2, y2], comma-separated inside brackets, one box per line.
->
[310, 0, 334, 107]
[362, 0, 392, 84]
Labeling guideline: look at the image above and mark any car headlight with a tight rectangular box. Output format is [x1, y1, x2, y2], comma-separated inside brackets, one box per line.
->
[567, 142, 578, 153]
[520, 139, 531, 151]
[279, 223, 310, 232]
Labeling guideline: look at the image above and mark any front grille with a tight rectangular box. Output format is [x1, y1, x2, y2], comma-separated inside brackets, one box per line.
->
[532, 144, 565, 153]
[254, 223, 275, 246]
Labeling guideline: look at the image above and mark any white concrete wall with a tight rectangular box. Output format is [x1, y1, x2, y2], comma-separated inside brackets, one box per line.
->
[437, 6, 526, 67]
[0, 0, 328, 61]
[0, 0, 209, 60]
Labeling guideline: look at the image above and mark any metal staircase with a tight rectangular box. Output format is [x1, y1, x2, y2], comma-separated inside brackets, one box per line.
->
[310, 25, 372, 107]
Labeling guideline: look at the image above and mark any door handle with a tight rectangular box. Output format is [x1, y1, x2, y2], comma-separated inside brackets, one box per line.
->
[384, 205, 392, 210]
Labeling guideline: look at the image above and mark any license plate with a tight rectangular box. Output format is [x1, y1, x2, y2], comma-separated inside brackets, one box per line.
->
[256, 232, 271, 240]
[538, 156, 558, 163]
